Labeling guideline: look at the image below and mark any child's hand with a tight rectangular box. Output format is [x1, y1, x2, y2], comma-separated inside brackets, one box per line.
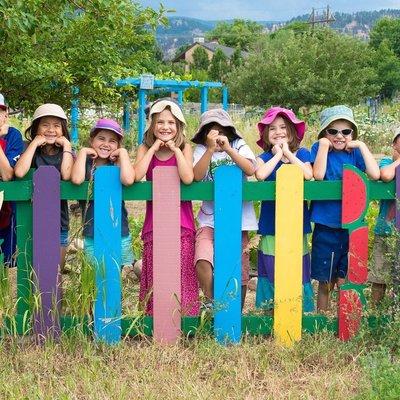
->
[151, 138, 164, 152]
[0, 122, 9, 137]
[32, 135, 47, 147]
[319, 137, 332, 150]
[345, 140, 364, 152]
[281, 142, 291, 156]
[83, 147, 98, 159]
[216, 135, 230, 151]
[55, 136, 70, 148]
[109, 148, 121, 162]
[164, 140, 177, 152]
[206, 130, 219, 152]
[272, 144, 283, 157]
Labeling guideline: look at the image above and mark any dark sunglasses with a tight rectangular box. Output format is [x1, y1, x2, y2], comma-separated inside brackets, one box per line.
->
[325, 128, 353, 136]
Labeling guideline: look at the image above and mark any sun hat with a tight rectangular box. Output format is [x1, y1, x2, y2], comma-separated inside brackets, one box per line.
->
[256, 107, 306, 149]
[0, 94, 7, 110]
[90, 118, 123, 138]
[318, 105, 358, 139]
[191, 108, 242, 144]
[32, 103, 67, 122]
[146, 99, 186, 126]
[392, 127, 400, 143]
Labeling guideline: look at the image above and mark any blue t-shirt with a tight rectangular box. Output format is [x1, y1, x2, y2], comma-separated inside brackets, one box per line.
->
[374, 157, 395, 236]
[257, 147, 312, 236]
[310, 142, 366, 228]
[0, 126, 24, 167]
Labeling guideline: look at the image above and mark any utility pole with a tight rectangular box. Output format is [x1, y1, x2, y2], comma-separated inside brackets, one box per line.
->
[308, 5, 335, 29]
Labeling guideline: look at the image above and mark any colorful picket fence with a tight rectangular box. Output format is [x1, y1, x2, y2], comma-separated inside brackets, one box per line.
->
[0, 164, 396, 346]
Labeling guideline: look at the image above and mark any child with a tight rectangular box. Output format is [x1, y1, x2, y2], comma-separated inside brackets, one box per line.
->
[0, 93, 24, 266]
[311, 105, 380, 312]
[134, 99, 199, 315]
[192, 108, 257, 309]
[15, 103, 74, 272]
[71, 118, 135, 268]
[255, 107, 314, 312]
[369, 128, 400, 304]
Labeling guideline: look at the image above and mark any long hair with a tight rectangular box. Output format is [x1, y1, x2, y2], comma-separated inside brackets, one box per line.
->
[25, 117, 70, 142]
[144, 106, 186, 150]
[261, 116, 300, 153]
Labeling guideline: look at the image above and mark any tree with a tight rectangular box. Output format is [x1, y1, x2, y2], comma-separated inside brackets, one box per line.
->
[0, 0, 165, 111]
[209, 49, 229, 82]
[227, 28, 378, 111]
[192, 46, 210, 71]
[370, 17, 400, 58]
[206, 19, 263, 51]
[231, 47, 243, 69]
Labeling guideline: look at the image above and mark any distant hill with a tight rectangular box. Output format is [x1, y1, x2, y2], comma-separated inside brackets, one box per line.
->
[157, 9, 400, 59]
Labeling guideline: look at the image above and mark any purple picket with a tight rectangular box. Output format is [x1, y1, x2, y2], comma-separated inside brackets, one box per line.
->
[396, 165, 400, 230]
[33, 166, 61, 342]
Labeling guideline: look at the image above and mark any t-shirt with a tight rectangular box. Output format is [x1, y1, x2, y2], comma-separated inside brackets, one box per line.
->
[257, 147, 312, 236]
[374, 157, 395, 236]
[193, 138, 258, 231]
[79, 158, 130, 238]
[310, 142, 366, 228]
[31, 148, 69, 231]
[0, 127, 24, 167]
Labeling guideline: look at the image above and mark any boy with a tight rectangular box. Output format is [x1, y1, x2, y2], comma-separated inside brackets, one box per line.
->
[369, 128, 400, 304]
[311, 105, 380, 312]
[0, 93, 24, 266]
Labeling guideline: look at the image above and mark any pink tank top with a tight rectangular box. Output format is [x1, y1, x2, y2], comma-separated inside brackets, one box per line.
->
[142, 153, 195, 236]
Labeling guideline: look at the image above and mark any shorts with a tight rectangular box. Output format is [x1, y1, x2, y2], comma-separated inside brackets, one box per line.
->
[311, 223, 349, 283]
[194, 226, 250, 285]
[369, 235, 392, 285]
[84, 234, 135, 266]
[60, 229, 69, 247]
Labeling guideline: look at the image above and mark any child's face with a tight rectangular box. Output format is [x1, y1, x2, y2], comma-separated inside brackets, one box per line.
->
[37, 116, 63, 144]
[91, 129, 120, 159]
[154, 109, 177, 142]
[324, 119, 353, 151]
[208, 123, 229, 151]
[0, 109, 9, 129]
[393, 136, 400, 159]
[267, 116, 288, 146]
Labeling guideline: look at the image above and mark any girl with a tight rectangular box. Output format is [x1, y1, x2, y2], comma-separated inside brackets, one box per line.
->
[192, 108, 258, 309]
[15, 103, 74, 272]
[134, 99, 199, 315]
[255, 106, 314, 312]
[71, 118, 135, 266]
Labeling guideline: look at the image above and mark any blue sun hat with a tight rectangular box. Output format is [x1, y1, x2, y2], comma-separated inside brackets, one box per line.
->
[318, 105, 358, 139]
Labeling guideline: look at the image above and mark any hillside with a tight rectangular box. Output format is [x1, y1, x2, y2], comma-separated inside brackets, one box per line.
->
[157, 9, 400, 59]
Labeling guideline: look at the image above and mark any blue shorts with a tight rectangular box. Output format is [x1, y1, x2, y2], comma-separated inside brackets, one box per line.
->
[84, 234, 135, 266]
[311, 224, 349, 282]
[60, 229, 69, 247]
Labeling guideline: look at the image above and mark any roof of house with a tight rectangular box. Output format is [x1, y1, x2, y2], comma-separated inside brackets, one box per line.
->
[173, 42, 248, 62]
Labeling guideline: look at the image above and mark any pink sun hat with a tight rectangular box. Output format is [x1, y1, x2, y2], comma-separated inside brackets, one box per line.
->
[256, 107, 306, 149]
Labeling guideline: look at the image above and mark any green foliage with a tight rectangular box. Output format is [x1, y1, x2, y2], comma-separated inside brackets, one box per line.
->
[191, 46, 210, 71]
[228, 28, 379, 111]
[0, 0, 166, 112]
[209, 48, 229, 82]
[370, 17, 400, 58]
[206, 19, 263, 51]
[230, 46, 243, 69]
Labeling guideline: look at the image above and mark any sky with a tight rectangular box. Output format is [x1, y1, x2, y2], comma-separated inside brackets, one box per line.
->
[138, 1, 400, 21]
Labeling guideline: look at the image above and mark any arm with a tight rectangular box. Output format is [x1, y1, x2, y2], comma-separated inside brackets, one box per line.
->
[0, 148, 14, 181]
[255, 146, 283, 181]
[111, 148, 135, 186]
[165, 142, 194, 184]
[282, 143, 313, 180]
[15, 136, 46, 178]
[346, 140, 380, 180]
[193, 131, 218, 181]
[379, 156, 400, 182]
[134, 141, 162, 182]
[56, 136, 74, 180]
[313, 139, 331, 181]
[71, 148, 93, 185]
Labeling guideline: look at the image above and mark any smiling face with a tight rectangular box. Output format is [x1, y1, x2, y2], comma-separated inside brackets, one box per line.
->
[154, 109, 177, 142]
[267, 116, 289, 146]
[37, 116, 64, 144]
[90, 129, 120, 159]
[325, 119, 353, 151]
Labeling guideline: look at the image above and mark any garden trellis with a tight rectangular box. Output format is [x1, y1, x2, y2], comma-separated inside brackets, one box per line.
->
[0, 164, 396, 346]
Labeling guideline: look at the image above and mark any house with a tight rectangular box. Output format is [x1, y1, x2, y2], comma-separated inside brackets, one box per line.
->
[173, 40, 248, 71]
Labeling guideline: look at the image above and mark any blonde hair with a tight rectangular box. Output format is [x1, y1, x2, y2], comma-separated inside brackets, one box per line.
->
[261, 116, 300, 152]
[144, 106, 186, 151]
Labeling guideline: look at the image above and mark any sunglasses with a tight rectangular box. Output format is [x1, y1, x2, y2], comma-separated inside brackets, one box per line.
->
[325, 128, 353, 136]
